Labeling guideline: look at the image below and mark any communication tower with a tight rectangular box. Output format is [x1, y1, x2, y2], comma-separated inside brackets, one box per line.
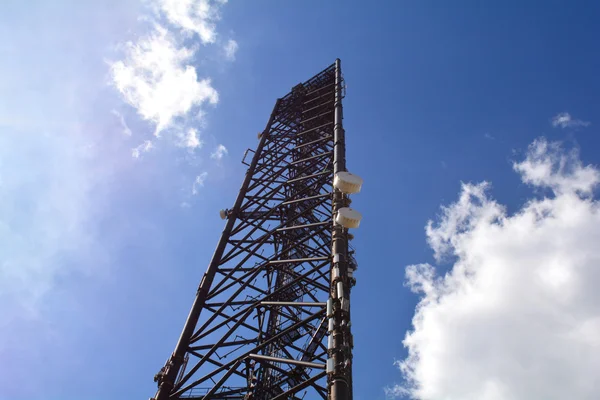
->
[152, 59, 363, 400]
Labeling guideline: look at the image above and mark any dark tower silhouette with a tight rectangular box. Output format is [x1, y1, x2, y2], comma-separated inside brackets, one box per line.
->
[152, 59, 362, 400]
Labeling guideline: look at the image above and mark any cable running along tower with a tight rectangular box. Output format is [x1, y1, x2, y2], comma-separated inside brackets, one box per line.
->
[152, 59, 363, 400]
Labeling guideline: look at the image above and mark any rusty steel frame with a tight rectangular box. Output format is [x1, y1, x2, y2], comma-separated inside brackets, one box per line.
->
[151, 60, 356, 400]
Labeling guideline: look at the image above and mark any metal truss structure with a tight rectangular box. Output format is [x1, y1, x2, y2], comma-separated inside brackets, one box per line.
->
[152, 59, 358, 400]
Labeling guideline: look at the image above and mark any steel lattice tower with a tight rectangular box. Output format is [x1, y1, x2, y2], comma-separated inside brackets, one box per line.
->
[151, 59, 361, 400]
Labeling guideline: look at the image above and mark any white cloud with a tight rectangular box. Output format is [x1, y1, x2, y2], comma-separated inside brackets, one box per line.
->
[153, 0, 227, 44]
[110, 0, 235, 170]
[192, 172, 208, 195]
[210, 143, 228, 159]
[181, 128, 203, 150]
[224, 39, 238, 61]
[390, 138, 600, 400]
[110, 25, 218, 135]
[483, 132, 495, 140]
[551, 112, 590, 129]
[514, 138, 599, 196]
[132, 140, 154, 159]
[111, 109, 132, 136]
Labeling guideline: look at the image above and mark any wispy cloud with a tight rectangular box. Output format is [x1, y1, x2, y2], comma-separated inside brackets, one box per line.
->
[224, 39, 238, 61]
[111, 110, 133, 136]
[192, 171, 208, 194]
[180, 128, 203, 150]
[389, 138, 600, 399]
[210, 143, 228, 160]
[551, 112, 590, 129]
[153, 0, 227, 44]
[132, 140, 154, 159]
[483, 132, 495, 140]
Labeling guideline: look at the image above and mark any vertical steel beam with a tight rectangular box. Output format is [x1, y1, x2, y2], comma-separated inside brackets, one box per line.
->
[153, 100, 282, 400]
[329, 58, 352, 400]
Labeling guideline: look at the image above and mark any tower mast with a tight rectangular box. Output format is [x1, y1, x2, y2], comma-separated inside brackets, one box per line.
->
[152, 59, 362, 400]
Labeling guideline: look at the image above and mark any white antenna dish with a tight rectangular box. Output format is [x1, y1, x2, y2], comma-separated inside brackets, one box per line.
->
[336, 207, 362, 229]
[219, 209, 229, 220]
[334, 171, 363, 194]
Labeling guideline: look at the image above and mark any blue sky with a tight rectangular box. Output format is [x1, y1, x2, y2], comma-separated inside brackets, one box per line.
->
[2, 1, 600, 399]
